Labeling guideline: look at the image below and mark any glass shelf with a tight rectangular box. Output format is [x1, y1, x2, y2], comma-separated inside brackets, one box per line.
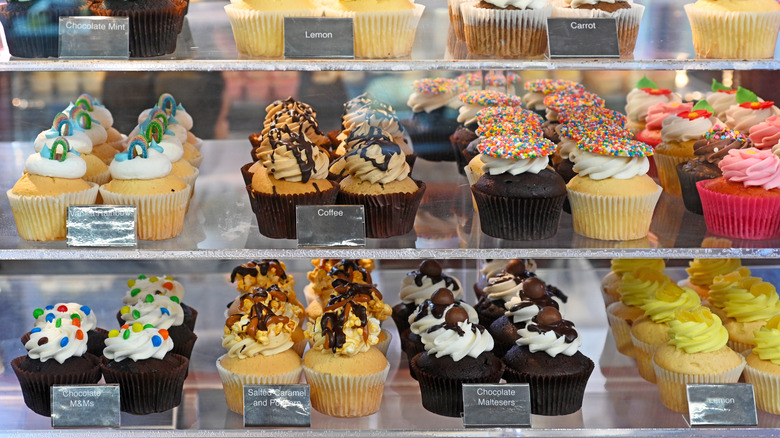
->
[3, 140, 780, 260]
[2, 0, 779, 72]
[2, 262, 780, 437]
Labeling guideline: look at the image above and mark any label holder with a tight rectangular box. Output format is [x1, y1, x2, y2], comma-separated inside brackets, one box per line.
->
[686, 383, 758, 427]
[243, 384, 311, 427]
[51, 384, 120, 428]
[547, 18, 620, 59]
[284, 17, 355, 59]
[59, 16, 130, 59]
[462, 383, 531, 428]
[296, 205, 366, 248]
[67, 205, 137, 247]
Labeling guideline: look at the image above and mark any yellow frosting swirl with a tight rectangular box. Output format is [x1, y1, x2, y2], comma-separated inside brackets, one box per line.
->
[230, 0, 319, 12]
[610, 258, 665, 276]
[708, 267, 755, 309]
[686, 258, 742, 287]
[753, 315, 780, 365]
[618, 267, 670, 307]
[722, 281, 780, 323]
[641, 283, 701, 324]
[668, 307, 729, 354]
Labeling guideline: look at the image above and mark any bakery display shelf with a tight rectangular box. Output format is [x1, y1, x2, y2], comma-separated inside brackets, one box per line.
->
[4, 140, 780, 260]
[2, 0, 780, 72]
[3, 263, 780, 437]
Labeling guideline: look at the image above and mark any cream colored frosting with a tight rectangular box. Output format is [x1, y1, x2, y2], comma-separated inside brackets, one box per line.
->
[263, 140, 329, 182]
[706, 91, 739, 120]
[481, 154, 548, 175]
[625, 88, 680, 124]
[571, 150, 649, 180]
[25, 321, 88, 363]
[690, 0, 780, 13]
[222, 314, 294, 358]
[726, 104, 778, 133]
[35, 130, 92, 155]
[568, 0, 631, 6]
[661, 114, 718, 143]
[343, 142, 410, 184]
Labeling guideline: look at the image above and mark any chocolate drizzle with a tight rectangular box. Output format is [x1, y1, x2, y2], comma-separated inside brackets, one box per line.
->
[237, 285, 289, 307]
[230, 259, 287, 283]
[349, 138, 403, 172]
[320, 300, 369, 353]
[268, 135, 320, 183]
[527, 311, 578, 344]
[326, 259, 372, 284]
[225, 301, 290, 340]
[326, 280, 382, 310]
[409, 260, 460, 291]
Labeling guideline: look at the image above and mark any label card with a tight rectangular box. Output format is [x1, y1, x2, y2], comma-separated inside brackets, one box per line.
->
[547, 18, 620, 58]
[67, 205, 137, 247]
[243, 385, 311, 427]
[59, 17, 130, 59]
[687, 383, 758, 427]
[284, 17, 354, 59]
[51, 384, 120, 428]
[462, 384, 531, 428]
[296, 205, 365, 247]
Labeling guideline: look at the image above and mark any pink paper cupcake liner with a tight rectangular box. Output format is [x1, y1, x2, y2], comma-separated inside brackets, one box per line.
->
[697, 180, 780, 240]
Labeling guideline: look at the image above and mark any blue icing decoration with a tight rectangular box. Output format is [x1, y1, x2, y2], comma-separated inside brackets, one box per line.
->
[160, 307, 170, 316]
[31, 327, 42, 334]
[164, 128, 175, 136]
[80, 305, 91, 316]
[152, 335, 162, 347]
[60, 337, 69, 347]
[45, 305, 54, 310]
[46, 313, 55, 323]
[41, 144, 80, 159]
[113, 151, 129, 162]
[148, 139, 164, 154]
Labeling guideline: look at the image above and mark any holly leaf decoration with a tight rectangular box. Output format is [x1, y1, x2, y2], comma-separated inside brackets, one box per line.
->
[711, 78, 731, 93]
[736, 87, 759, 104]
[636, 75, 657, 90]
[692, 99, 715, 114]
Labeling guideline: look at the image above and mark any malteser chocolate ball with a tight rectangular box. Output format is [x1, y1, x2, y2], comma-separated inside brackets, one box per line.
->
[537, 306, 562, 325]
[506, 259, 526, 276]
[419, 260, 442, 278]
[431, 288, 455, 306]
[523, 277, 546, 299]
[445, 306, 469, 325]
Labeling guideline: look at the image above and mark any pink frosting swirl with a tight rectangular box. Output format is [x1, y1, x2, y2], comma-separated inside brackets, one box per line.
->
[749, 116, 780, 150]
[719, 148, 780, 190]
[645, 102, 694, 131]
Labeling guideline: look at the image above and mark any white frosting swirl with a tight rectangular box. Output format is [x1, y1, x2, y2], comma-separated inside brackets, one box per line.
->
[482, 154, 549, 175]
[706, 91, 739, 120]
[661, 114, 717, 143]
[221, 315, 294, 359]
[34, 303, 98, 332]
[568, 0, 631, 6]
[156, 136, 185, 163]
[407, 91, 459, 113]
[409, 302, 479, 335]
[109, 148, 172, 180]
[458, 103, 484, 125]
[25, 150, 87, 179]
[140, 107, 193, 132]
[558, 136, 578, 160]
[400, 274, 463, 305]
[35, 130, 93, 154]
[572, 150, 649, 180]
[504, 295, 566, 324]
[120, 294, 184, 330]
[123, 275, 185, 305]
[726, 105, 778, 133]
[484, 274, 523, 302]
[485, 0, 548, 9]
[481, 260, 508, 280]
[81, 123, 108, 146]
[625, 88, 680, 123]
[523, 92, 546, 111]
[25, 321, 88, 364]
[89, 106, 113, 128]
[103, 326, 174, 362]
[516, 325, 582, 357]
[420, 321, 494, 361]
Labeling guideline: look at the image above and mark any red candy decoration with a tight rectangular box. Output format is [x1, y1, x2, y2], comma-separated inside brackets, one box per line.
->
[739, 101, 775, 110]
[678, 109, 712, 120]
[57, 305, 68, 312]
[76, 330, 84, 340]
[640, 88, 672, 96]
[163, 282, 174, 290]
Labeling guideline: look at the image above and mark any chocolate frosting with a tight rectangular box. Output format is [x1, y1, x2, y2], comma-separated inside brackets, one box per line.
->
[693, 129, 752, 166]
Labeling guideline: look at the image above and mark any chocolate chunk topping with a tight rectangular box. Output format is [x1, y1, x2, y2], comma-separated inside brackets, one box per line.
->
[419, 260, 442, 277]
[537, 306, 562, 325]
[410, 260, 460, 290]
[431, 288, 455, 306]
[506, 259, 527, 276]
[522, 277, 546, 299]
[38, 337, 48, 346]
[445, 306, 469, 325]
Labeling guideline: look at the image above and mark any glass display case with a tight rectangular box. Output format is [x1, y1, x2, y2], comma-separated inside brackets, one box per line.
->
[2, 0, 780, 436]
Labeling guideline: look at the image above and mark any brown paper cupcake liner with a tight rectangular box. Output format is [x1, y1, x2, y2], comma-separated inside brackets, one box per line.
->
[247, 183, 339, 239]
[448, 0, 466, 41]
[90, 0, 187, 58]
[400, 330, 425, 380]
[101, 353, 189, 415]
[172, 332, 197, 360]
[240, 162, 256, 187]
[182, 303, 198, 331]
[412, 352, 505, 417]
[11, 354, 102, 417]
[472, 187, 565, 240]
[461, 3, 551, 58]
[337, 180, 426, 238]
[503, 355, 594, 416]
[0, 5, 87, 58]
[7, 183, 99, 241]
[676, 162, 710, 215]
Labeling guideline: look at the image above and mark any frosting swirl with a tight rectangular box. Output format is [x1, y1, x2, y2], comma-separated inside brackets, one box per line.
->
[726, 103, 777, 133]
[123, 274, 185, 305]
[516, 308, 581, 357]
[481, 154, 548, 175]
[343, 139, 410, 184]
[645, 102, 693, 131]
[720, 148, 780, 190]
[26, 138, 87, 179]
[120, 294, 184, 330]
[686, 258, 741, 288]
[661, 113, 717, 143]
[25, 318, 88, 363]
[667, 307, 729, 354]
[400, 261, 462, 304]
[721, 280, 780, 323]
[263, 135, 329, 182]
[109, 138, 172, 180]
[708, 267, 756, 310]
[222, 301, 296, 358]
[752, 315, 780, 365]
[103, 324, 173, 362]
[749, 115, 780, 150]
[33, 303, 97, 332]
[571, 150, 649, 180]
[618, 267, 671, 307]
[640, 284, 701, 324]
[625, 87, 680, 123]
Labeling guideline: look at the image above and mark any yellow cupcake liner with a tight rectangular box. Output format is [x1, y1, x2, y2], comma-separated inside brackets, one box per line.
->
[7, 183, 99, 241]
[323, 4, 424, 59]
[461, 2, 552, 58]
[653, 354, 745, 413]
[98, 184, 190, 241]
[224, 5, 322, 58]
[631, 331, 660, 383]
[684, 4, 780, 59]
[744, 363, 780, 414]
[375, 328, 393, 357]
[216, 354, 303, 415]
[303, 359, 390, 417]
[654, 152, 689, 197]
[606, 303, 636, 358]
[550, 3, 644, 57]
[567, 185, 661, 241]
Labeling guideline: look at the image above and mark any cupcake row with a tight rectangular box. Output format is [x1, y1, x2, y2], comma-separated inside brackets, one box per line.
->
[6, 92, 203, 241]
[603, 257, 780, 415]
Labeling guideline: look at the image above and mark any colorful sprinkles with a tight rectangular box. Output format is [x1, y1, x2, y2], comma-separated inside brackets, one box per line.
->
[478, 134, 556, 160]
[455, 71, 482, 86]
[544, 89, 605, 111]
[476, 106, 544, 129]
[412, 78, 467, 95]
[524, 79, 585, 94]
[459, 90, 522, 107]
[575, 133, 654, 157]
[484, 71, 506, 87]
[558, 106, 627, 128]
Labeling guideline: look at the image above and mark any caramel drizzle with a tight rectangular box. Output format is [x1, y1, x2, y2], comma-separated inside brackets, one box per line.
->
[238, 284, 289, 307]
[326, 280, 382, 309]
[327, 259, 372, 283]
[320, 300, 369, 353]
[226, 301, 290, 339]
[230, 259, 287, 283]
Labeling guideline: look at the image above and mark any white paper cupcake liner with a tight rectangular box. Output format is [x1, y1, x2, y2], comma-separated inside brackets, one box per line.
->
[654, 152, 688, 197]
[631, 331, 660, 383]
[323, 4, 424, 58]
[551, 3, 644, 57]
[684, 4, 780, 59]
[7, 183, 99, 241]
[292, 339, 308, 356]
[303, 359, 390, 417]
[653, 354, 746, 413]
[744, 363, 780, 414]
[99, 184, 190, 241]
[567, 184, 661, 241]
[224, 5, 322, 58]
[461, 3, 551, 58]
[375, 329, 392, 357]
[606, 303, 635, 358]
[186, 153, 203, 169]
[84, 169, 111, 186]
[727, 339, 753, 355]
[216, 354, 303, 415]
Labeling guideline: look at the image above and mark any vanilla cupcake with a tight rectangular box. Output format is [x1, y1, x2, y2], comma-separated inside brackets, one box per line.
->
[141, 118, 199, 197]
[65, 105, 115, 166]
[624, 76, 681, 134]
[725, 87, 779, 133]
[7, 137, 99, 241]
[34, 113, 110, 185]
[225, 0, 321, 58]
[685, 0, 780, 59]
[99, 135, 190, 240]
[552, 0, 644, 57]
[744, 315, 780, 414]
[72, 93, 125, 151]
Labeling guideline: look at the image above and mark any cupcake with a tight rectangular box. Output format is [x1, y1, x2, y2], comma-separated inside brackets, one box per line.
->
[218, 295, 303, 414]
[676, 128, 752, 215]
[457, 90, 524, 128]
[630, 283, 701, 383]
[636, 101, 693, 148]
[461, 0, 552, 58]
[90, 0, 188, 58]
[303, 299, 389, 417]
[99, 136, 190, 240]
[303, 258, 373, 317]
[679, 257, 742, 300]
[247, 133, 337, 239]
[101, 324, 189, 415]
[65, 106, 115, 166]
[7, 137, 99, 241]
[231, 259, 297, 299]
[135, 95, 202, 167]
[403, 78, 467, 162]
[697, 148, 780, 240]
[743, 315, 780, 414]
[551, 0, 644, 57]
[24, 303, 107, 357]
[685, 0, 780, 59]
[471, 133, 566, 240]
[725, 87, 778, 134]
[224, 0, 321, 58]
[72, 93, 126, 152]
[411, 299, 503, 417]
[122, 274, 198, 331]
[448, 0, 467, 40]
[321, 0, 424, 58]
[749, 116, 780, 151]
[522, 79, 584, 117]
[707, 266, 755, 317]
[624, 76, 680, 134]
[655, 100, 718, 197]
[473, 259, 537, 300]
[566, 133, 661, 241]
[600, 258, 665, 307]
[337, 139, 425, 238]
[706, 79, 739, 121]
[392, 259, 462, 336]
[119, 293, 197, 360]
[503, 306, 594, 416]
[12, 317, 101, 416]
[139, 118, 199, 197]
[653, 307, 745, 413]
[0, 0, 88, 58]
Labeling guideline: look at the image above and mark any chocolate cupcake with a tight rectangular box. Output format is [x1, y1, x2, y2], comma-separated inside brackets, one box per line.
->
[0, 0, 89, 58]
[677, 127, 752, 215]
[22, 303, 107, 357]
[473, 259, 537, 300]
[118, 293, 197, 360]
[90, 0, 187, 58]
[502, 306, 594, 416]
[392, 260, 463, 336]
[403, 78, 466, 162]
[122, 274, 198, 331]
[450, 127, 479, 175]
